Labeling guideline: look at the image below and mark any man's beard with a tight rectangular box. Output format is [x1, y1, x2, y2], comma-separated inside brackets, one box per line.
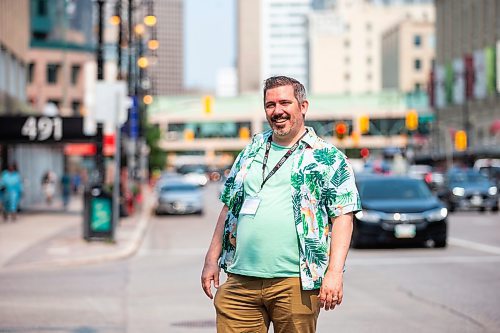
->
[271, 116, 297, 136]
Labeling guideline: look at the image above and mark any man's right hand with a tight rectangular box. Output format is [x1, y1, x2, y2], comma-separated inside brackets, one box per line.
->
[201, 260, 220, 299]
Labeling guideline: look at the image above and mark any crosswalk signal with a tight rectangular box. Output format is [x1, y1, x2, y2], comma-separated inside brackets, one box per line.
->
[203, 95, 213, 115]
[405, 109, 419, 131]
[335, 122, 348, 140]
[359, 115, 370, 134]
[455, 130, 467, 151]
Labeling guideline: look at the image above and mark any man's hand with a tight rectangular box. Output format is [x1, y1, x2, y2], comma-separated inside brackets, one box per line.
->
[201, 260, 220, 299]
[319, 271, 343, 311]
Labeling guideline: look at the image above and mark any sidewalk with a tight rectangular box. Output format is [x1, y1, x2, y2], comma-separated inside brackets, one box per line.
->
[0, 189, 153, 271]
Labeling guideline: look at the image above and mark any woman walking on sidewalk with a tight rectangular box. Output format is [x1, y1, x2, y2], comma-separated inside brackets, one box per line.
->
[1, 163, 23, 221]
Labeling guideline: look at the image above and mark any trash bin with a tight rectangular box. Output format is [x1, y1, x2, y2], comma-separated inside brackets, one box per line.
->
[83, 185, 114, 241]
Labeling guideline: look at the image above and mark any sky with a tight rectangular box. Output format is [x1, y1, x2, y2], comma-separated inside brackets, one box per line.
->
[184, 0, 236, 92]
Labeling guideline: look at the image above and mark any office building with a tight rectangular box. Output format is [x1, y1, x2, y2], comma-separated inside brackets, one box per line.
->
[0, 0, 30, 115]
[382, 20, 435, 93]
[309, 0, 434, 94]
[432, 0, 500, 155]
[154, 0, 184, 95]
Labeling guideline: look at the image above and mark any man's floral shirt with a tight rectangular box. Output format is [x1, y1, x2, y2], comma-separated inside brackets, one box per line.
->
[219, 127, 361, 290]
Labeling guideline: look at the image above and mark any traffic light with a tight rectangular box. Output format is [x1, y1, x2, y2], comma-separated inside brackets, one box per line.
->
[359, 115, 370, 134]
[455, 130, 467, 151]
[184, 128, 195, 141]
[335, 122, 348, 140]
[405, 109, 418, 131]
[239, 127, 250, 139]
[360, 147, 370, 159]
[203, 95, 213, 115]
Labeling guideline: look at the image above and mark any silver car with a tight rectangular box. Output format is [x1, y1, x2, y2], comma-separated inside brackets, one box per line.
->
[155, 180, 204, 215]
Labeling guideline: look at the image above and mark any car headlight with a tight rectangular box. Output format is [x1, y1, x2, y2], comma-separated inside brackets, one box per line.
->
[488, 186, 498, 196]
[452, 187, 465, 196]
[355, 210, 381, 223]
[425, 207, 448, 222]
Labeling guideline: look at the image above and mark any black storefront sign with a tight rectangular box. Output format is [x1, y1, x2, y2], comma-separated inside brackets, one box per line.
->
[0, 116, 93, 143]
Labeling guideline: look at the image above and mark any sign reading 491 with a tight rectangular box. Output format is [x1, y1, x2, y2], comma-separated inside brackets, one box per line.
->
[21, 116, 63, 141]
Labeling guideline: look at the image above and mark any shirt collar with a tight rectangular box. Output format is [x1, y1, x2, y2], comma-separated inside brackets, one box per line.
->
[261, 126, 318, 148]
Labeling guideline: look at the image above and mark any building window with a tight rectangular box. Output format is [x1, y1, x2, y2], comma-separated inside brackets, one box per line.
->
[344, 73, 350, 81]
[71, 65, 80, 85]
[414, 59, 422, 71]
[366, 22, 372, 31]
[72, 100, 81, 115]
[345, 57, 350, 65]
[344, 39, 350, 47]
[367, 57, 372, 65]
[27, 63, 35, 84]
[37, 0, 48, 16]
[415, 83, 422, 91]
[414, 35, 422, 47]
[47, 63, 60, 84]
[367, 73, 372, 81]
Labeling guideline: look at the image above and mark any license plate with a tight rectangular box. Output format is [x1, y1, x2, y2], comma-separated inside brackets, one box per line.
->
[394, 224, 416, 238]
[470, 195, 483, 206]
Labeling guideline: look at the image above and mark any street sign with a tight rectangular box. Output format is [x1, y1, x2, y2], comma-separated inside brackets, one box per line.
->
[0, 116, 93, 143]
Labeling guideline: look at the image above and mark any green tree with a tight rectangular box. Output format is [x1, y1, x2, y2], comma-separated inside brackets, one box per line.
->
[145, 123, 166, 172]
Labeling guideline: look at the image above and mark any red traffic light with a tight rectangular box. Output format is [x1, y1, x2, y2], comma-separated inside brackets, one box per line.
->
[360, 147, 370, 158]
[335, 122, 348, 136]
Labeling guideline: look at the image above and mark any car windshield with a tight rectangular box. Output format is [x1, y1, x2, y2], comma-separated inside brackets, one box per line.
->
[358, 179, 433, 200]
[449, 172, 489, 183]
[161, 184, 198, 192]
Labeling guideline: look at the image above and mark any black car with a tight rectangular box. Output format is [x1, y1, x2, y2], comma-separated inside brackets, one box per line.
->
[352, 176, 448, 248]
[439, 169, 498, 212]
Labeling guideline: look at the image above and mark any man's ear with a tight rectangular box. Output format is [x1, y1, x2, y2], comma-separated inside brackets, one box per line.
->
[301, 100, 309, 117]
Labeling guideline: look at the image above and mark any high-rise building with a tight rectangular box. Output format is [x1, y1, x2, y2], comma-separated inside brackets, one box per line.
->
[238, 0, 261, 94]
[238, 0, 312, 93]
[154, 0, 184, 95]
[263, 0, 312, 89]
[382, 20, 435, 93]
[309, 0, 433, 94]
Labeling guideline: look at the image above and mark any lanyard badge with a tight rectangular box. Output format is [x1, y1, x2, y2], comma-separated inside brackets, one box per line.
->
[240, 129, 308, 217]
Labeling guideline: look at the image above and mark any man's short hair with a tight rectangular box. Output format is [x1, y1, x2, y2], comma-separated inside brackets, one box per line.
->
[263, 76, 307, 105]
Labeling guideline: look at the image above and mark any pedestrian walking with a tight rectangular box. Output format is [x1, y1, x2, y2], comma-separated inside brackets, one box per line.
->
[42, 170, 57, 205]
[61, 170, 71, 209]
[201, 76, 361, 332]
[1, 163, 23, 221]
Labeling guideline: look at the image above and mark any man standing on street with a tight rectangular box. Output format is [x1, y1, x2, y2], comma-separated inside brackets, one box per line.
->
[201, 76, 361, 332]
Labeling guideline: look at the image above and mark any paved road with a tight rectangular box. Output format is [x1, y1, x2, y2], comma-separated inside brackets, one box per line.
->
[0, 183, 499, 332]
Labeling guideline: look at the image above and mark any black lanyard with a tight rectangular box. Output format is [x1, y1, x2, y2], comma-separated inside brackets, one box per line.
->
[260, 130, 307, 191]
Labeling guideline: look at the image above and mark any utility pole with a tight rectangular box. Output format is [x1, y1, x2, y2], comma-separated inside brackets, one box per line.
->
[116, 0, 123, 80]
[96, 0, 105, 81]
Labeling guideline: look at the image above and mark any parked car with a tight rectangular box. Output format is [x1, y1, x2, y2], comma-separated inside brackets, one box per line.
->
[439, 169, 498, 212]
[352, 175, 448, 248]
[177, 164, 209, 186]
[155, 180, 204, 215]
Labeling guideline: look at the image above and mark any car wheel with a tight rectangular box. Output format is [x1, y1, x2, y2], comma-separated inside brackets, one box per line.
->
[195, 210, 204, 215]
[492, 205, 499, 212]
[479, 206, 486, 213]
[447, 202, 455, 212]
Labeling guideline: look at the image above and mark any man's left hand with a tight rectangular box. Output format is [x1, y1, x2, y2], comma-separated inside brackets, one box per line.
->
[318, 271, 343, 311]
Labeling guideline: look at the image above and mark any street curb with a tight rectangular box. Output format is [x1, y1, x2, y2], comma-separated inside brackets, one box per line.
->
[0, 194, 154, 273]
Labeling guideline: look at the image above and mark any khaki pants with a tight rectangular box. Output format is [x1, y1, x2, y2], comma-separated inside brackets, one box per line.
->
[214, 274, 320, 333]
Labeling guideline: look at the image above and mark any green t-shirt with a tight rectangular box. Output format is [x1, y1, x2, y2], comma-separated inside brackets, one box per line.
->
[227, 142, 300, 278]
